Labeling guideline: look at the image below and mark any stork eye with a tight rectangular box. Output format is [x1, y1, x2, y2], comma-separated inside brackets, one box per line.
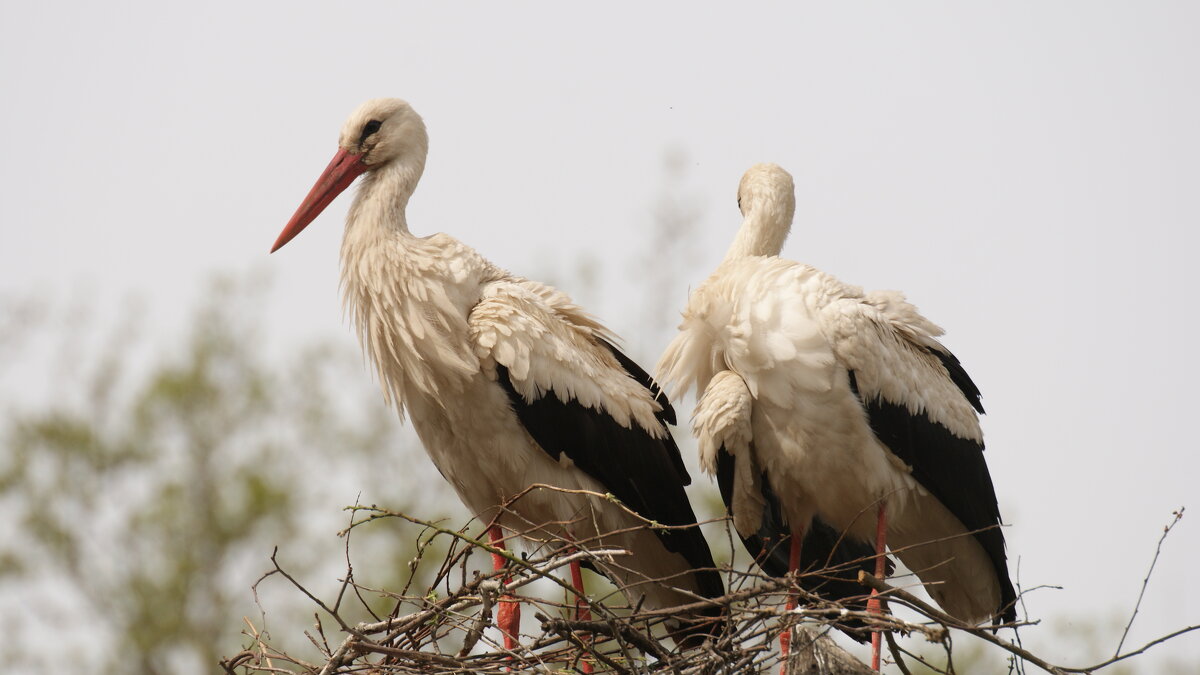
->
[359, 120, 383, 145]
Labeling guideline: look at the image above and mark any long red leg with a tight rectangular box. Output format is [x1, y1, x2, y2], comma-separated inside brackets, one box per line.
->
[779, 527, 804, 675]
[569, 558, 594, 674]
[488, 526, 521, 652]
[868, 502, 888, 671]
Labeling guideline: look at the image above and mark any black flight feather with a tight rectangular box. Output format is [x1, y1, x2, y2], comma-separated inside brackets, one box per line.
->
[848, 364, 1016, 624]
[494, 359, 724, 603]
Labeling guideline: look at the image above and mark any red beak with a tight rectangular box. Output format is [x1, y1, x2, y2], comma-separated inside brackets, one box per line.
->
[271, 148, 368, 253]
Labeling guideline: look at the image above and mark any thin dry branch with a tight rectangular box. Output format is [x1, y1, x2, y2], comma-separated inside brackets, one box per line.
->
[228, 503, 1195, 675]
[1115, 507, 1184, 656]
[858, 572, 1199, 675]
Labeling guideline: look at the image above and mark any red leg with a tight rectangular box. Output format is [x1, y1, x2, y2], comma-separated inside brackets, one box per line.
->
[868, 502, 888, 671]
[488, 526, 521, 652]
[569, 558, 594, 674]
[779, 527, 804, 675]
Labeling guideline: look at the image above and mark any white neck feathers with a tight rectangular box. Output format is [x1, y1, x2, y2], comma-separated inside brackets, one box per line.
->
[724, 163, 797, 261]
[345, 155, 426, 239]
[724, 202, 793, 260]
[338, 157, 484, 418]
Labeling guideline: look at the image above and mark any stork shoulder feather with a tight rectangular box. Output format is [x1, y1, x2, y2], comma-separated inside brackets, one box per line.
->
[693, 370, 755, 475]
[469, 279, 665, 437]
[818, 293, 982, 442]
[659, 258, 839, 406]
[693, 371, 765, 538]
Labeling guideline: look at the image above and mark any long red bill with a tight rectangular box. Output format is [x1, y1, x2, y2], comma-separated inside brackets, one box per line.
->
[271, 147, 368, 253]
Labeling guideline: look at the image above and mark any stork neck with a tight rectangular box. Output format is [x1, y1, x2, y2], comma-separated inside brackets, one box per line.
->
[347, 156, 425, 237]
[724, 207, 791, 261]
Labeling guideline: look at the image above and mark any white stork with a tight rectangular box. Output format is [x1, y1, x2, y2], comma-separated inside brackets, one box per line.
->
[270, 98, 724, 652]
[657, 164, 1015, 669]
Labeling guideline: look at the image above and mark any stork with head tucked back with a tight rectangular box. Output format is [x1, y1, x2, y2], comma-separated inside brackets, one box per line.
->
[271, 99, 724, 653]
[657, 164, 1015, 670]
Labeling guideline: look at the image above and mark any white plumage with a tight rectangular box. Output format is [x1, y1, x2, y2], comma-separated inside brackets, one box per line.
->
[273, 99, 722, 626]
[658, 163, 1014, 626]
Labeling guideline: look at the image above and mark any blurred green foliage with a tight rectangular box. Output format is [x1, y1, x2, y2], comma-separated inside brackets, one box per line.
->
[0, 276, 451, 674]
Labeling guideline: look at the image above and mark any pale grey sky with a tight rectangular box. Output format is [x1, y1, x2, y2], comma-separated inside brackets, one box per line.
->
[2, 1, 1197, 669]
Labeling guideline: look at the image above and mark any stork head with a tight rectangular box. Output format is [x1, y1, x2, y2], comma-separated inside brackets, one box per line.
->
[727, 163, 796, 259]
[736, 163, 795, 220]
[271, 98, 429, 253]
[338, 98, 429, 169]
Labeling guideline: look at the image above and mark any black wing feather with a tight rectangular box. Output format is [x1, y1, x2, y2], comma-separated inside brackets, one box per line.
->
[601, 340, 678, 426]
[848, 364, 1016, 623]
[714, 447, 882, 642]
[495, 357, 724, 602]
[933, 348, 985, 414]
[599, 340, 691, 481]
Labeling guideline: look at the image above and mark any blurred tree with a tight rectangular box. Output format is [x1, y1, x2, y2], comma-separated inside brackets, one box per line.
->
[0, 275, 451, 675]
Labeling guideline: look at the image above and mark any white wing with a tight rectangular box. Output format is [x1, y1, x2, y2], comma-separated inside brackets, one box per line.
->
[693, 370, 764, 539]
[662, 254, 979, 439]
[469, 278, 727, 605]
[819, 290, 982, 443]
[662, 257, 980, 441]
[658, 257, 837, 403]
[468, 279, 664, 436]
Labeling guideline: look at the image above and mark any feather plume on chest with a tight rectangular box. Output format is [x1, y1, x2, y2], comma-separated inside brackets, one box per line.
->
[340, 230, 492, 416]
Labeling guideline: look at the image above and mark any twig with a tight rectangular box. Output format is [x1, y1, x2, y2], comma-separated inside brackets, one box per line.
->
[1114, 507, 1184, 656]
[1075, 624, 1200, 673]
[457, 578, 497, 657]
[886, 630, 915, 675]
[858, 571, 1200, 675]
[543, 620, 631, 674]
[886, 635, 946, 675]
[268, 547, 358, 636]
[538, 614, 672, 662]
[363, 641, 471, 667]
[230, 508, 1200, 675]
[858, 571, 1068, 675]
[219, 650, 254, 674]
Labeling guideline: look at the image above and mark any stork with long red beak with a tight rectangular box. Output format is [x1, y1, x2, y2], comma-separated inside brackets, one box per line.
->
[271, 99, 724, 656]
[658, 163, 1016, 671]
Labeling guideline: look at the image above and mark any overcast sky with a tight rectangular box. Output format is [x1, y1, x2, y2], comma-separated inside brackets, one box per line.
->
[2, 2, 1197, 669]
